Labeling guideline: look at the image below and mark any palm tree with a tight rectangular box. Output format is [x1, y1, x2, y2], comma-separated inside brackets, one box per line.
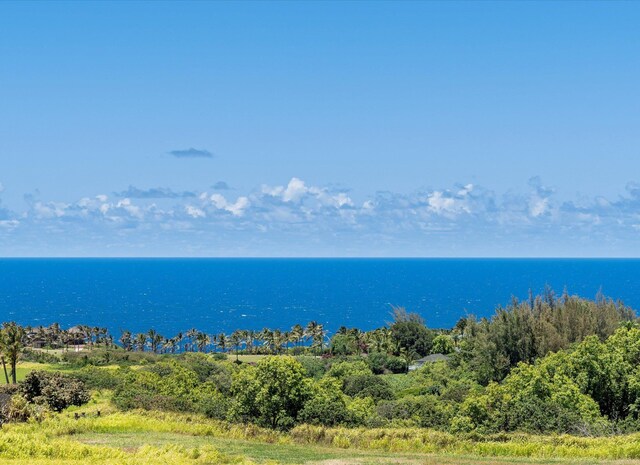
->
[291, 324, 304, 348]
[148, 329, 163, 353]
[186, 328, 198, 352]
[283, 331, 292, 351]
[217, 333, 227, 353]
[153, 333, 163, 353]
[100, 327, 109, 347]
[0, 352, 8, 384]
[315, 324, 327, 354]
[229, 330, 243, 361]
[0, 322, 26, 384]
[120, 330, 133, 351]
[305, 321, 318, 345]
[135, 333, 147, 351]
[36, 325, 46, 349]
[50, 322, 61, 348]
[245, 330, 256, 354]
[175, 332, 184, 352]
[366, 328, 394, 354]
[81, 325, 93, 348]
[92, 326, 101, 347]
[261, 328, 274, 354]
[273, 329, 284, 354]
[60, 329, 70, 352]
[305, 321, 325, 355]
[195, 332, 210, 353]
[163, 338, 176, 354]
[355, 330, 368, 355]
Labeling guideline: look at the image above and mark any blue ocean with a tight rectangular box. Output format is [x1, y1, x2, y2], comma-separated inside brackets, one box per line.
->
[0, 259, 638, 336]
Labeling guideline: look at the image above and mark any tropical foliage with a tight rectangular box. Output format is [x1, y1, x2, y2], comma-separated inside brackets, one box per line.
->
[2, 289, 640, 441]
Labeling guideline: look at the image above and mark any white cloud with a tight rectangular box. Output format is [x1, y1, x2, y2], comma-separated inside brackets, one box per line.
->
[262, 178, 353, 210]
[205, 193, 250, 217]
[529, 197, 549, 218]
[423, 184, 478, 217]
[427, 191, 458, 214]
[33, 202, 69, 219]
[186, 205, 206, 218]
[282, 177, 308, 202]
[0, 219, 19, 229]
[115, 199, 142, 219]
[6, 177, 640, 256]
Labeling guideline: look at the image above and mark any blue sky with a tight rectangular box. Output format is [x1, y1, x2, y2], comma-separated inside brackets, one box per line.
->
[1, 1, 640, 256]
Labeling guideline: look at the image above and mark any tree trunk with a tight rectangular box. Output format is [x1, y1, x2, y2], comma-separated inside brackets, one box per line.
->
[1, 357, 9, 384]
[11, 359, 17, 384]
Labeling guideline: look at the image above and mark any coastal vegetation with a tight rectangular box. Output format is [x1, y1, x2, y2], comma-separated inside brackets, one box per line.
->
[2, 288, 640, 463]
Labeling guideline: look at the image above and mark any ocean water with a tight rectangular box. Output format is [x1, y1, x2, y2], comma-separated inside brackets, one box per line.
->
[0, 258, 638, 336]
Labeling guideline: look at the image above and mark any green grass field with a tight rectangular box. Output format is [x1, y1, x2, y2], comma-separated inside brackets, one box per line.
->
[7, 361, 640, 465]
[13, 361, 56, 382]
[1, 391, 639, 465]
[12, 361, 134, 382]
[74, 430, 640, 465]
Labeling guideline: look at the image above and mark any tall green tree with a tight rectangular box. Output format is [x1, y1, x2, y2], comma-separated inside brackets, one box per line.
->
[119, 330, 133, 351]
[196, 332, 211, 353]
[230, 356, 311, 429]
[230, 330, 243, 361]
[389, 306, 433, 358]
[0, 322, 26, 384]
[135, 333, 147, 351]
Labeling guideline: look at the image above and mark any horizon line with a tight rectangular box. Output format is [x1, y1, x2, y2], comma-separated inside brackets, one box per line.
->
[2, 256, 640, 260]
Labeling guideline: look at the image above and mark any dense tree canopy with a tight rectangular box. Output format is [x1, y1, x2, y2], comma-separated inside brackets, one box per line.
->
[5, 289, 640, 437]
[230, 356, 312, 429]
[389, 307, 434, 358]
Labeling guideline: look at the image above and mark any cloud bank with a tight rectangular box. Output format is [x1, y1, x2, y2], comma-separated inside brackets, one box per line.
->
[2, 177, 640, 256]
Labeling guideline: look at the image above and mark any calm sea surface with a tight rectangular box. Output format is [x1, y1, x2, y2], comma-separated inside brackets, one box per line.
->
[0, 259, 638, 335]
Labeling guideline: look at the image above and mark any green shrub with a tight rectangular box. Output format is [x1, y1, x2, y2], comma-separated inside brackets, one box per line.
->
[20, 349, 60, 364]
[457, 363, 607, 435]
[385, 356, 408, 374]
[20, 371, 90, 412]
[299, 396, 351, 426]
[330, 334, 358, 356]
[343, 374, 394, 402]
[390, 308, 434, 358]
[229, 356, 312, 430]
[367, 352, 407, 374]
[431, 334, 455, 355]
[299, 377, 350, 426]
[196, 389, 231, 420]
[296, 356, 327, 379]
[326, 360, 371, 380]
[376, 395, 450, 429]
[72, 366, 121, 390]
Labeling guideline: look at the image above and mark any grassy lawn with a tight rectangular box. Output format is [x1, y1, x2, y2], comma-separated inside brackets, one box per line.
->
[234, 354, 269, 363]
[76, 432, 369, 463]
[1, 396, 639, 465]
[6, 361, 640, 465]
[72, 431, 635, 465]
[13, 361, 57, 382]
[12, 361, 125, 382]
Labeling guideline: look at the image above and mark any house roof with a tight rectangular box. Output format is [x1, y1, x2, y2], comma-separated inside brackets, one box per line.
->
[415, 353, 450, 363]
